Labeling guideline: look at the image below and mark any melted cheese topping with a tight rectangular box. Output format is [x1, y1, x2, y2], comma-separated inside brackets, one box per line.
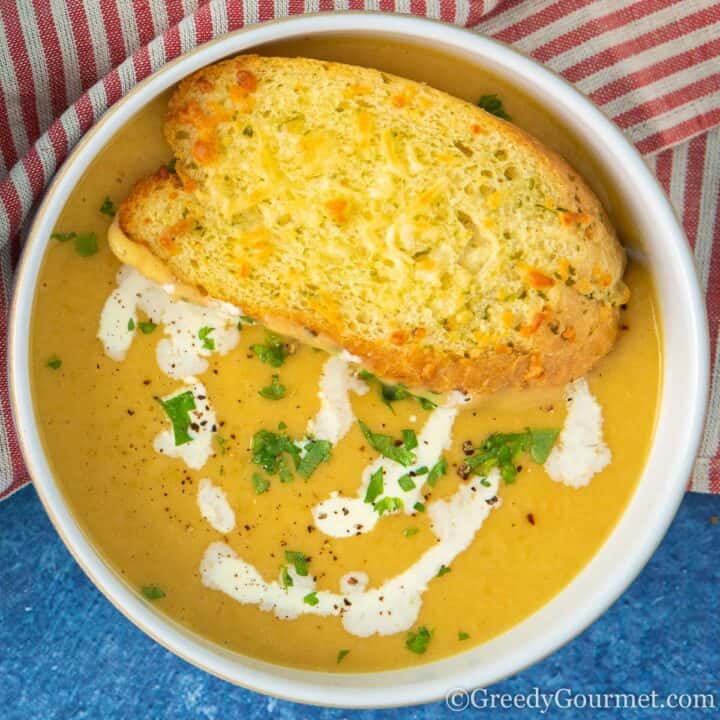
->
[544, 378, 611, 487]
[197, 478, 236, 533]
[312, 391, 468, 537]
[200, 470, 500, 637]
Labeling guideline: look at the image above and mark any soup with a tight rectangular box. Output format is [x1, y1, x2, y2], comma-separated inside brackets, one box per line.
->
[30, 38, 661, 672]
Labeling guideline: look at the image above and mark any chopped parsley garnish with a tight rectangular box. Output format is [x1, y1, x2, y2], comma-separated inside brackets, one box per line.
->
[198, 326, 215, 351]
[99, 196, 117, 216]
[259, 374, 286, 400]
[337, 649, 350, 664]
[53, 231, 99, 257]
[413, 501, 425, 513]
[373, 379, 412, 409]
[358, 369, 437, 412]
[127, 318, 135, 331]
[466, 428, 559, 484]
[158, 390, 196, 446]
[535, 203, 570, 215]
[252, 472, 270, 494]
[437, 564, 451, 577]
[251, 331, 288, 367]
[398, 474, 416, 492]
[478, 93, 511, 120]
[297, 439, 332, 479]
[141, 585, 165, 600]
[166, 157, 177, 174]
[139, 321, 157, 334]
[74, 232, 98, 257]
[458, 631, 470, 641]
[426, 458, 447, 487]
[364, 467, 384, 504]
[251, 429, 330, 484]
[252, 429, 300, 473]
[374, 496, 403, 516]
[46, 355, 62, 370]
[418, 396, 437, 411]
[303, 591, 319, 606]
[402, 527, 419, 537]
[278, 457, 294, 484]
[358, 421, 416, 467]
[281, 566, 293, 588]
[402, 429, 418, 451]
[285, 550, 309, 576]
[215, 435, 228, 455]
[238, 315, 256, 325]
[528, 428, 560, 464]
[405, 626, 433, 654]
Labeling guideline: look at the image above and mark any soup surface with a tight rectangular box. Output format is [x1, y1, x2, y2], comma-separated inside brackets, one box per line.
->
[30, 38, 661, 672]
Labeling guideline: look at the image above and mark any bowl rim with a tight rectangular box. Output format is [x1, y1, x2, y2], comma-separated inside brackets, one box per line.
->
[9, 11, 710, 709]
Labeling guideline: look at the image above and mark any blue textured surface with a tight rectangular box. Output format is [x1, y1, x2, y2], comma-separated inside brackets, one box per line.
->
[1, 486, 718, 719]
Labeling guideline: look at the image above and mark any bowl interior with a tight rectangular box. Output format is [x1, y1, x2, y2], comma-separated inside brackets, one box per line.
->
[10, 14, 708, 708]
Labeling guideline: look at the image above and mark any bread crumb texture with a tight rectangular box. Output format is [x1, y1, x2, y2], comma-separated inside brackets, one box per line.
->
[118, 55, 628, 395]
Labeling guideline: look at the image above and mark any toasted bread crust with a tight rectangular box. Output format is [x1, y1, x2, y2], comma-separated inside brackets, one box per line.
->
[116, 55, 627, 396]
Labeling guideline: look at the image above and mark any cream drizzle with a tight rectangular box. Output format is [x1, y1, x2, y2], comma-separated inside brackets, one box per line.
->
[306, 354, 368, 444]
[311, 391, 469, 537]
[544, 378, 611, 487]
[98, 265, 241, 380]
[200, 469, 500, 637]
[154, 380, 216, 470]
[197, 478, 235, 534]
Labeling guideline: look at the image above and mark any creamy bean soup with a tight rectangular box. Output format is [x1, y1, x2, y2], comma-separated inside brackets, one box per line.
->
[31, 39, 661, 672]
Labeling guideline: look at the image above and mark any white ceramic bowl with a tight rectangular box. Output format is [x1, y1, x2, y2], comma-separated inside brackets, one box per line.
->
[9, 12, 709, 708]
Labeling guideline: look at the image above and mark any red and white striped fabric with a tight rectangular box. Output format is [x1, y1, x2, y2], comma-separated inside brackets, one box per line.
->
[0, 0, 719, 499]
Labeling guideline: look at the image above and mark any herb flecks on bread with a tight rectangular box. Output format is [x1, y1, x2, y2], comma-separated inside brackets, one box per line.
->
[115, 54, 628, 396]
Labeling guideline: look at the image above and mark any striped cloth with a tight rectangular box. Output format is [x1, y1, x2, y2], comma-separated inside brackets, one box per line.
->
[0, 0, 719, 500]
